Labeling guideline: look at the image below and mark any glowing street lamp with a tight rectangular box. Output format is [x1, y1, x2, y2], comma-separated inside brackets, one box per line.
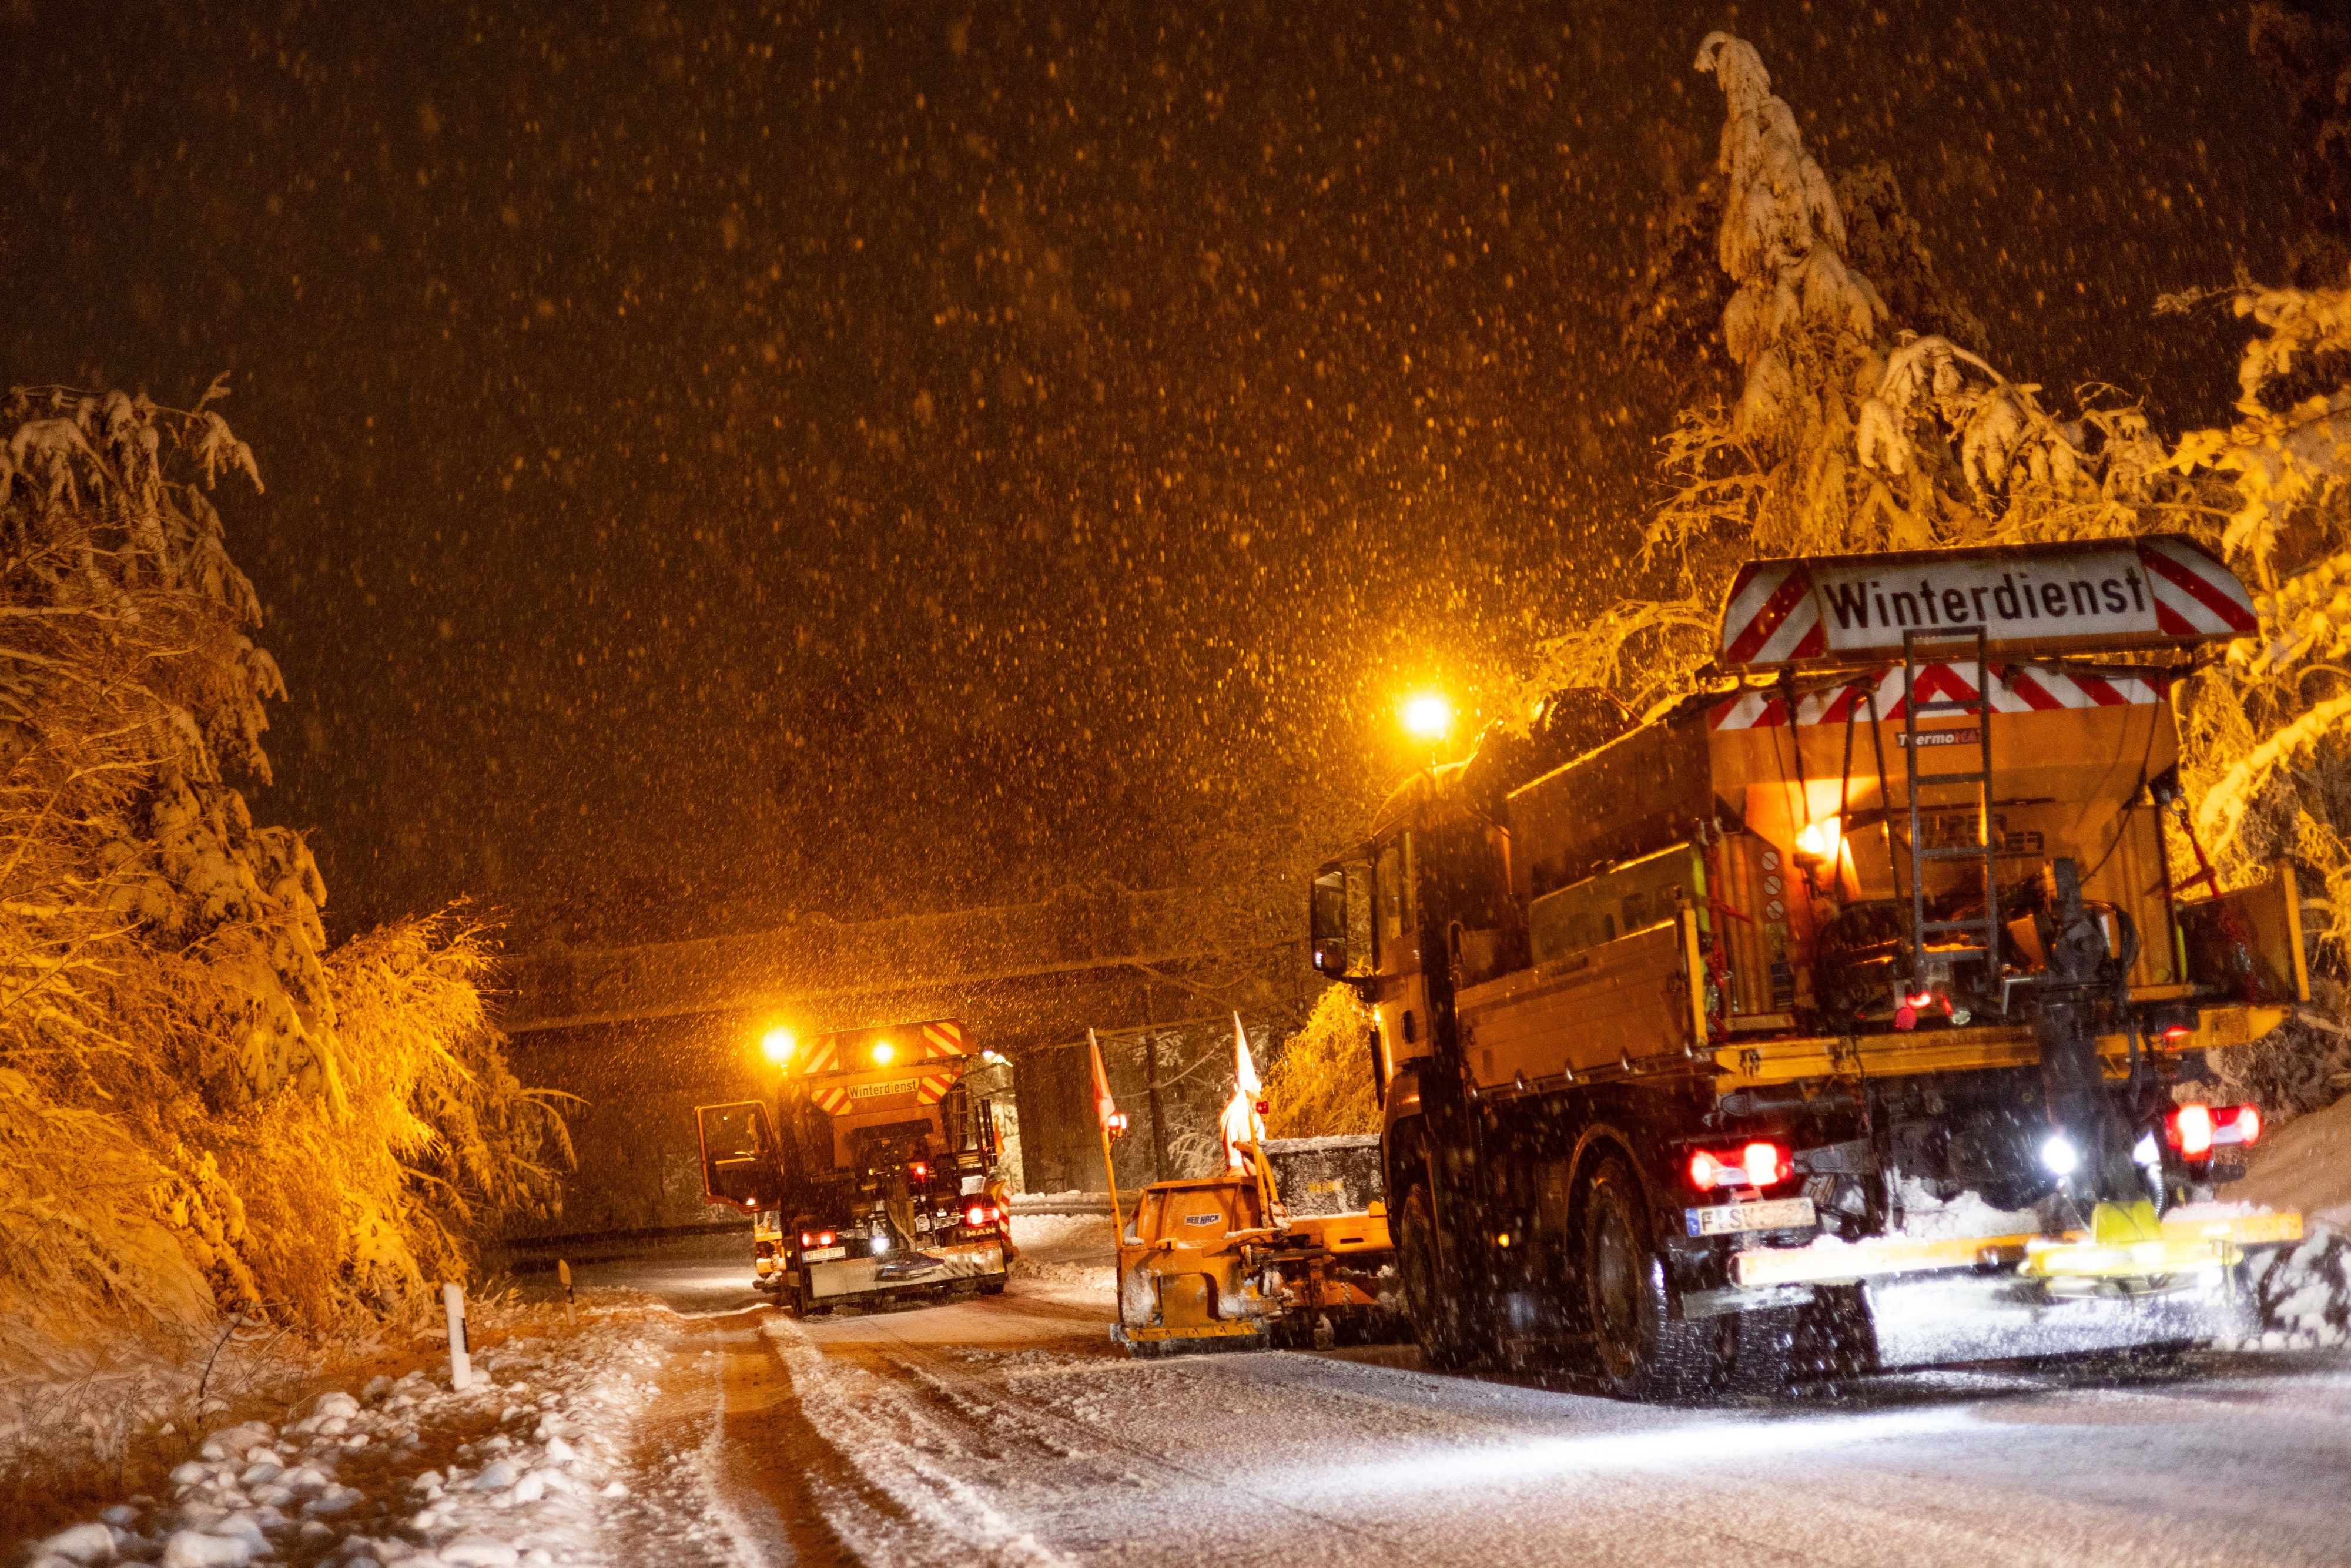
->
[759, 1026, 796, 1066]
[1402, 692, 1451, 744]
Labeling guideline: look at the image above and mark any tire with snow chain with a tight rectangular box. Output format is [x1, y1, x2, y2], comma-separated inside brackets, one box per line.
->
[1784, 1285, 1874, 1395]
[1724, 1305, 1799, 1399]
[1582, 1156, 1719, 1402]
[1397, 1184, 1478, 1372]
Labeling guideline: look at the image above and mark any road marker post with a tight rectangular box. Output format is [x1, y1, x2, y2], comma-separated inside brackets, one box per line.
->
[442, 1281, 473, 1390]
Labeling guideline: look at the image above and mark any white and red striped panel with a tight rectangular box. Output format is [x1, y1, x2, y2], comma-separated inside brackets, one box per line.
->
[1718, 559, 1826, 667]
[2139, 537, 2259, 639]
[1710, 662, 2165, 731]
[919, 1020, 969, 1060]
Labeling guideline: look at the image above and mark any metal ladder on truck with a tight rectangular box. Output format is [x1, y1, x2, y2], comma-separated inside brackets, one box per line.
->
[1900, 626, 2002, 1001]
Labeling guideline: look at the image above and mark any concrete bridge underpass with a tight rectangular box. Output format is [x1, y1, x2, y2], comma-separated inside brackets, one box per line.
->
[497, 883, 1317, 1244]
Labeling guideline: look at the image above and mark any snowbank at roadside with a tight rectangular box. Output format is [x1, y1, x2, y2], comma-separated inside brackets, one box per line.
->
[2226, 1094, 2351, 1349]
[1007, 1214, 1114, 1305]
[2233, 1092, 2351, 1232]
[19, 1308, 673, 1568]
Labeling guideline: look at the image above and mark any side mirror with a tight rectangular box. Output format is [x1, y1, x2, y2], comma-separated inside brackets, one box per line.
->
[1310, 860, 1377, 980]
[696, 1100, 781, 1211]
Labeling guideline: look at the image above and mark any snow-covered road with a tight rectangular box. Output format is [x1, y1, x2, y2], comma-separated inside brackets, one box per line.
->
[584, 1227, 2351, 1568]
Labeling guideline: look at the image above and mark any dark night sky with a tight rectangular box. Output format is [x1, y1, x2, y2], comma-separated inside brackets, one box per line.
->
[0, 2, 2298, 946]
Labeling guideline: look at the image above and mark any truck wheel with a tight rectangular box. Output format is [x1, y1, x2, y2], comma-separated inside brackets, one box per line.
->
[979, 1275, 1007, 1296]
[1398, 1185, 1476, 1371]
[1725, 1306, 1799, 1398]
[1582, 1157, 1717, 1402]
[1785, 1284, 1873, 1393]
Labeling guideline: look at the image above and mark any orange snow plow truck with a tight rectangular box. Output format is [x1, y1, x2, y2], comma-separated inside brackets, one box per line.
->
[695, 1018, 1012, 1315]
[1314, 538, 2309, 1397]
[1111, 1135, 1402, 1357]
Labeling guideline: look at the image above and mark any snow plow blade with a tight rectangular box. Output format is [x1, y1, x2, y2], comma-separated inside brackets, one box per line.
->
[1726, 1209, 2300, 1371]
[1110, 1319, 1271, 1358]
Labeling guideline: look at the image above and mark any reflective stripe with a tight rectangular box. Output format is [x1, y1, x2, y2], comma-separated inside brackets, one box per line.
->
[1710, 662, 2165, 730]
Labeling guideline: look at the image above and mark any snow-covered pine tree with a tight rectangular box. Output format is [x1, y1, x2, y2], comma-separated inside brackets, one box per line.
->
[1532, 33, 2201, 721]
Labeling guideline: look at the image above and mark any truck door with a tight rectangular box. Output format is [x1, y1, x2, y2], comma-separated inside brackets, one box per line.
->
[1372, 835, 1430, 1077]
[695, 1100, 782, 1212]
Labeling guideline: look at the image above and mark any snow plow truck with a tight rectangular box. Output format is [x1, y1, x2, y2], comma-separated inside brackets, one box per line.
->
[1312, 537, 2309, 1397]
[1111, 1134, 1402, 1356]
[695, 1018, 1012, 1314]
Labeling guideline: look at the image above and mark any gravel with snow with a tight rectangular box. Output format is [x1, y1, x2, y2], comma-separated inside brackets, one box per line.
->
[22, 1311, 673, 1568]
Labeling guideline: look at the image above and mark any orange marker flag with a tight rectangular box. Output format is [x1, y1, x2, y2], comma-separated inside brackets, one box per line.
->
[1088, 1027, 1124, 1137]
[1088, 1029, 1128, 1301]
[1219, 1011, 1266, 1170]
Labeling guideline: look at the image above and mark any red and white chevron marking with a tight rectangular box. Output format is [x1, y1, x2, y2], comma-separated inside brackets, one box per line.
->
[2139, 537, 2259, 638]
[920, 1019, 968, 1059]
[1717, 559, 1826, 666]
[916, 1072, 955, 1105]
[1709, 662, 2165, 730]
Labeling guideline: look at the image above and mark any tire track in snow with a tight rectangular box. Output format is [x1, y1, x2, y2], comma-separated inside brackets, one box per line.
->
[761, 1315, 1077, 1567]
[812, 1328, 1421, 1560]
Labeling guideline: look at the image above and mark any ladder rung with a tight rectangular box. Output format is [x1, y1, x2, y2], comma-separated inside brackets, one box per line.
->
[1910, 701, 1983, 715]
[1920, 919, 1995, 934]
[1908, 770, 1988, 785]
[1919, 846, 1992, 861]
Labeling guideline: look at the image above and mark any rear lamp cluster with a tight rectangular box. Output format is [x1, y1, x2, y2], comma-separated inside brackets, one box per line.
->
[1687, 1141, 1791, 1191]
[2166, 1103, 2262, 1160]
[797, 1229, 838, 1249]
[963, 1203, 1006, 1228]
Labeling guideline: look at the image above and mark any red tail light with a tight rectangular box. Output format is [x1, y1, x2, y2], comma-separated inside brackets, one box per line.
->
[799, 1229, 837, 1249]
[2167, 1104, 2263, 1157]
[911, 1162, 929, 1180]
[964, 1204, 990, 1228]
[2172, 1103, 2215, 1158]
[1688, 1141, 1791, 1190]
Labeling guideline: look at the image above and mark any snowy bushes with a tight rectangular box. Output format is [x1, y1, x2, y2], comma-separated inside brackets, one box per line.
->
[1262, 984, 1378, 1139]
[0, 385, 564, 1369]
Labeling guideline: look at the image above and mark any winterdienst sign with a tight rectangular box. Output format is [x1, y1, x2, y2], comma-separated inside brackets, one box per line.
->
[1716, 535, 2258, 671]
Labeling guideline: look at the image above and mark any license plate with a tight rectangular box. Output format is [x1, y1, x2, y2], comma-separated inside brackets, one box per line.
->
[1687, 1197, 1817, 1237]
[803, 1245, 846, 1262]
